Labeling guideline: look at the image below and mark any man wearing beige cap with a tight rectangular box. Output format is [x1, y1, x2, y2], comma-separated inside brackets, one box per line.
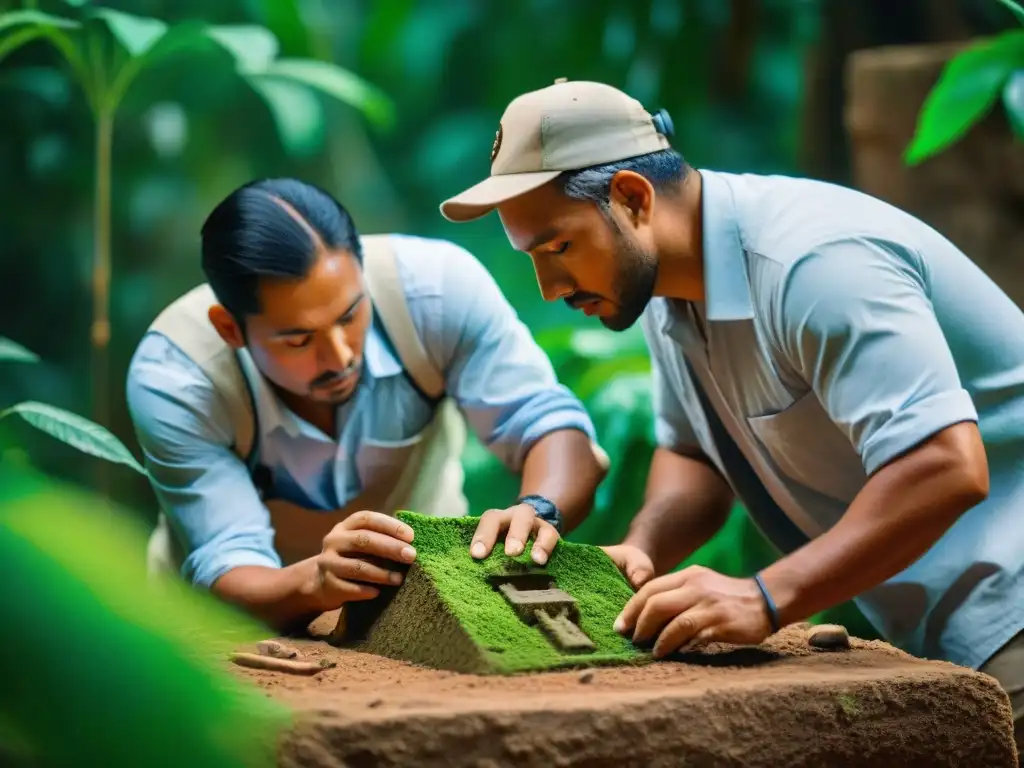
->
[440, 78, 1024, 744]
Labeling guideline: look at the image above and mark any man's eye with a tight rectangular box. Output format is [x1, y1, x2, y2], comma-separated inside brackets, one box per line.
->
[553, 241, 570, 255]
[285, 337, 311, 349]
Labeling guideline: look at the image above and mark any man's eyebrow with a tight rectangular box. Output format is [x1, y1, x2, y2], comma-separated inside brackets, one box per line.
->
[273, 293, 365, 337]
[523, 227, 560, 253]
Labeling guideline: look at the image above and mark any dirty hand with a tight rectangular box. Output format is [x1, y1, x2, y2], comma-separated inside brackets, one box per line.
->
[470, 503, 558, 565]
[601, 544, 656, 590]
[613, 565, 773, 658]
[301, 511, 417, 608]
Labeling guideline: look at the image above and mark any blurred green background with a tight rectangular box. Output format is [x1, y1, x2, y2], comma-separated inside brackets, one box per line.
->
[1, 0, 1016, 668]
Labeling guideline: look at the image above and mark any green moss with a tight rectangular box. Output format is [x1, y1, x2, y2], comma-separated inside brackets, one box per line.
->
[342, 512, 651, 674]
[837, 693, 860, 717]
[346, 562, 489, 673]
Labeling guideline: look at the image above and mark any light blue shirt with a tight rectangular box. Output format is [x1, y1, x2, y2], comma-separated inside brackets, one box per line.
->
[642, 168, 1024, 669]
[127, 234, 596, 588]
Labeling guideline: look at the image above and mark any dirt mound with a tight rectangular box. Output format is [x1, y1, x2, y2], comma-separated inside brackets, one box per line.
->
[335, 512, 648, 674]
[232, 622, 1018, 767]
[343, 562, 486, 673]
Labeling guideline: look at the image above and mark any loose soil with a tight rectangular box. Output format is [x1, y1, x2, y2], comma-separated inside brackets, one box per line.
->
[232, 618, 1018, 767]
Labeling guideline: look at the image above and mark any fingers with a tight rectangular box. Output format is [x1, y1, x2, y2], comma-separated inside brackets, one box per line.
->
[529, 522, 560, 566]
[470, 506, 562, 563]
[601, 546, 654, 590]
[627, 565, 655, 590]
[340, 511, 415, 543]
[614, 570, 689, 634]
[323, 527, 417, 565]
[623, 554, 655, 590]
[602, 546, 631, 575]
[652, 610, 715, 659]
[319, 571, 380, 603]
[317, 549, 404, 587]
[504, 504, 537, 558]
[631, 588, 698, 648]
[470, 509, 505, 559]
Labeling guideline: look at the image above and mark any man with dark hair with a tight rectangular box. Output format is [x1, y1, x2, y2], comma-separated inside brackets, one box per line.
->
[126, 177, 608, 631]
[439, 78, 1024, 747]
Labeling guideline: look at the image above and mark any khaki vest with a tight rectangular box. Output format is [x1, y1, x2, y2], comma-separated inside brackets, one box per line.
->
[145, 234, 469, 576]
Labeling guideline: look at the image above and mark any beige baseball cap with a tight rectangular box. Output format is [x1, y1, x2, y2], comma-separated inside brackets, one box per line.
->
[439, 78, 673, 223]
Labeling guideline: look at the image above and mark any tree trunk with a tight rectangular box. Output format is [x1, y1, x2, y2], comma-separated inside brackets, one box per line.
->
[92, 111, 113, 497]
[845, 40, 1024, 307]
[800, 0, 984, 185]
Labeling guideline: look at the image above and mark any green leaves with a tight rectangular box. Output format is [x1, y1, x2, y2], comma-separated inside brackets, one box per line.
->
[201, 30, 395, 154]
[0, 402, 147, 475]
[0, 334, 146, 474]
[997, 0, 1024, 26]
[258, 58, 396, 128]
[0, 465, 288, 768]
[905, 31, 1024, 165]
[0, 336, 40, 363]
[231, 55, 396, 155]
[246, 75, 325, 156]
[93, 8, 167, 58]
[0, 9, 78, 34]
[0, 6, 394, 157]
[204, 24, 279, 73]
[0, 10, 80, 71]
[1005, 70, 1024, 136]
[202, 24, 396, 154]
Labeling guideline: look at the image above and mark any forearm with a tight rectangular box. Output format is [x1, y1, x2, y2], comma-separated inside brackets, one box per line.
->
[760, 422, 989, 626]
[518, 428, 606, 534]
[623, 447, 735, 576]
[211, 559, 325, 632]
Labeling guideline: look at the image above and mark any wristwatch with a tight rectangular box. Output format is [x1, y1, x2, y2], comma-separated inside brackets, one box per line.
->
[516, 494, 564, 534]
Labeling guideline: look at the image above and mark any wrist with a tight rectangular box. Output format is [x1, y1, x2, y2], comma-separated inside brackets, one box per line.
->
[755, 567, 802, 628]
[753, 573, 782, 634]
[290, 559, 333, 612]
[516, 494, 564, 534]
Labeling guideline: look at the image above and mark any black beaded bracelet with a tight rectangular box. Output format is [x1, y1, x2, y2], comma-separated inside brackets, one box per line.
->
[753, 573, 781, 634]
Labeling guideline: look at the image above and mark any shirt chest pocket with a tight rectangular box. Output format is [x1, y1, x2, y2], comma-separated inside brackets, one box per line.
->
[745, 391, 868, 503]
[354, 427, 428, 507]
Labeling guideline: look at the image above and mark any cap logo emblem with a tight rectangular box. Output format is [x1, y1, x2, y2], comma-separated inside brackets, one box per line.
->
[491, 122, 503, 163]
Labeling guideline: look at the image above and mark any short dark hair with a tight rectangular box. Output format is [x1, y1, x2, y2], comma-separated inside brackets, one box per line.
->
[200, 177, 361, 320]
[558, 148, 688, 211]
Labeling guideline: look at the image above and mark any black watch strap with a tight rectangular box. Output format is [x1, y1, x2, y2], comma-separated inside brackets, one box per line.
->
[517, 494, 563, 534]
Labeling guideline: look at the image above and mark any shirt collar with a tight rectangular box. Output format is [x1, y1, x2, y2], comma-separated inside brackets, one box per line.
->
[697, 169, 755, 322]
[236, 318, 402, 439]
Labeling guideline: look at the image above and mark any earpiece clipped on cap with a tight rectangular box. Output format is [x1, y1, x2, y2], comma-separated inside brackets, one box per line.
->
[651, 108, 675, 139]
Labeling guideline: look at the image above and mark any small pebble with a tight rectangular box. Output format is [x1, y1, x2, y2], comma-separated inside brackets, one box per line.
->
[808, 624, 851, 650]
[257, 640, 301, 659]
[578, 671, 594, 684]
[368, 699, 383, 709]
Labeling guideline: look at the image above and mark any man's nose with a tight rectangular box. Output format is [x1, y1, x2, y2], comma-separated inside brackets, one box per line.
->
[533, 263, 574, 303]
[320, 327, 354, 371]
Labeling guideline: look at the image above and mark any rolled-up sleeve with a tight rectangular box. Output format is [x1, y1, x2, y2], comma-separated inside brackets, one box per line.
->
[427, 241, 597, 472]
[126, 333, 280, 587]
[774, 237, 978, 476]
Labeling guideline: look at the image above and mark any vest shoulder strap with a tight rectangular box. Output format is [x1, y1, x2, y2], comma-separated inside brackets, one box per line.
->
[360, 234, 446, 400]
[149, 283, 257, 460]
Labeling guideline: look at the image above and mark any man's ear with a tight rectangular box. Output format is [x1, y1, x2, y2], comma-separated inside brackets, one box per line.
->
[208, 305, 245, 349]
[608, 170, 655, 229]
